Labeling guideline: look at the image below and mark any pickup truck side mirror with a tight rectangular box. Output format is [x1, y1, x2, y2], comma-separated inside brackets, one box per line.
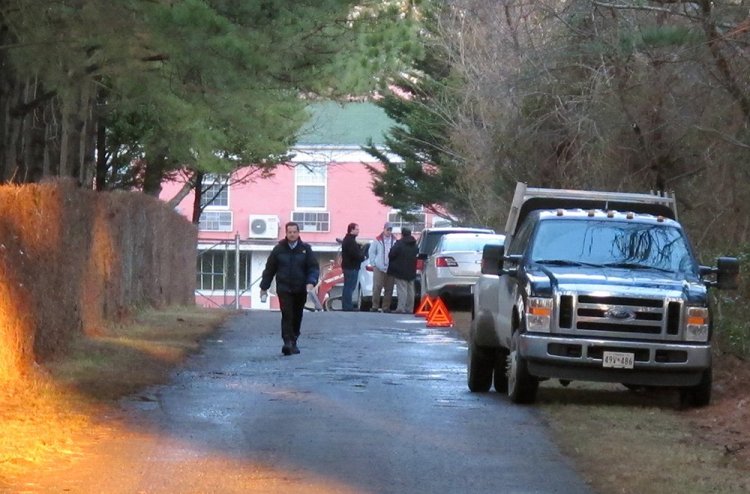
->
[481, 244, 504, 275]
[716, 257, 740, 290]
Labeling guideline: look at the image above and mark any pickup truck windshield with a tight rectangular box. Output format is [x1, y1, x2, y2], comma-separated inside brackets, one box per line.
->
[530, 219, 697, 274]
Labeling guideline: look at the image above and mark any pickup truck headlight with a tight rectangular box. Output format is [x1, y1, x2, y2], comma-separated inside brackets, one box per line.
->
[526, 297, 553, 332]
[685, 307, 709, 342]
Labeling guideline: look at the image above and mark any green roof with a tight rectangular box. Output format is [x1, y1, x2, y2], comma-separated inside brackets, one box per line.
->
[297, 101, 394, 147]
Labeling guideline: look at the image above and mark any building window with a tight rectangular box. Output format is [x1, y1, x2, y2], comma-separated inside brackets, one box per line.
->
[292, 211, 330, 232]
[388, 210, 426, 232]
[197, 250, 251, 291]
[197, 251, 225, 291]
[199, 211, 233, 231]
[295, 164, 326, 208]
[201, 175, 229, 209]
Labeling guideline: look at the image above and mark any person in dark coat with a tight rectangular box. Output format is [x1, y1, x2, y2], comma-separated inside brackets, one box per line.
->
[260, 222, 319, 356]
[388, 227, 418, 313]
[340, 222, 365, 311]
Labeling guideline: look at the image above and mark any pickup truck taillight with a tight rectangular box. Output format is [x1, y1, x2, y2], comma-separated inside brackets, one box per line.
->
[435, 256, 458, 267]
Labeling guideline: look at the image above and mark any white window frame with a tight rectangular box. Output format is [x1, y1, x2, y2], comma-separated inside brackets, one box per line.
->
[295, 163, 327, 210]
[292, 210, 331, 232]
[201, 174, 230, 210]
[196, 250, 252, 293]
[199, 211, 233, 232]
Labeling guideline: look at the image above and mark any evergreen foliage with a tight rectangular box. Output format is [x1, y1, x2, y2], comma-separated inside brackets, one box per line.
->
[364, 4, 471, 223]
[0, 0, 422, 199]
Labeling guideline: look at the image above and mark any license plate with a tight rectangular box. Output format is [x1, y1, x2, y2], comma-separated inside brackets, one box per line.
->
[602, 351, 634, 369]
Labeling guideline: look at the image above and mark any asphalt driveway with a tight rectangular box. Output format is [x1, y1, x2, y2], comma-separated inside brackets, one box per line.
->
[21, 310, 593, 494]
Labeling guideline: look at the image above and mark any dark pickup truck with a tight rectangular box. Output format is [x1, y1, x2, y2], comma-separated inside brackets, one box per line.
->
[469, 183, 739, 406]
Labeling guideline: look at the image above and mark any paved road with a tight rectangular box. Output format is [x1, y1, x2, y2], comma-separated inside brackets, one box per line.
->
[22, 311, 593, 494]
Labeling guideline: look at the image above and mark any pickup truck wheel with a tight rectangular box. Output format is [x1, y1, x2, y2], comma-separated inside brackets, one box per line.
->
[679, 368, 712, 407]
[468, 341, 494, 392]
[507, 330, 538, 404]
[493, 348, 509, 393]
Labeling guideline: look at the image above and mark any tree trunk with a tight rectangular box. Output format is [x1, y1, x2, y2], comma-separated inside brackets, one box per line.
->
[58, 98, 71, 179]
[142, 154, 166, 197]
[192, 171, 204, 224]
[77, 82, 97, 188]
[95, 85, 109, 191]
[166, 170, 196, 208]
[95, 119, 107, 191]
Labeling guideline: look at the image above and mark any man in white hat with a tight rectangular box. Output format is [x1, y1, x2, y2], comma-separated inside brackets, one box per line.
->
[368, 222, 397, 312]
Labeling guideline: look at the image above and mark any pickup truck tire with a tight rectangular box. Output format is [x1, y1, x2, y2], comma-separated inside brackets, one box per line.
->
[679, 368, 712, 407]
[468, 342, 494, 392]
[508, 329, 539, 404]
[493, 348, 509, 393]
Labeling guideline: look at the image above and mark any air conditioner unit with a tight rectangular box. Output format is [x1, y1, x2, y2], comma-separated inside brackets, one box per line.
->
[249, 215, 280, 239]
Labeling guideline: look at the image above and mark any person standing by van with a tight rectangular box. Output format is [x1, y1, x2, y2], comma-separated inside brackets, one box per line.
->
[388, 227, 418, 314]
[341, 222, 365, 311]
[369, 222, 396, 312]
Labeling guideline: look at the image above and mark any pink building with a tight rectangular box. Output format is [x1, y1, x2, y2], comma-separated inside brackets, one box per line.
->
[160, 102, 439, 309]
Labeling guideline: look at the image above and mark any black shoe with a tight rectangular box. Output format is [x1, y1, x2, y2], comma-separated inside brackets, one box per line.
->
[291, 342, 300, 354]
[282, 343, 292, 356]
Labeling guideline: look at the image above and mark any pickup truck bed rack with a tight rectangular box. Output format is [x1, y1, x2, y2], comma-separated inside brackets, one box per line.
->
[506, 183, 677, 236]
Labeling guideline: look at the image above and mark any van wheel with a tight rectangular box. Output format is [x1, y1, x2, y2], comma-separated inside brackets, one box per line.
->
[356, 287, 371, 311]
[507, 329, 538, 404]
[680, 368, 712, 408]
[468, 341, 494, 392]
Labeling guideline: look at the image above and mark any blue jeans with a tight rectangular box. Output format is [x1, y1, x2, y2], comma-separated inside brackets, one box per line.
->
[342, 268, 359, 311]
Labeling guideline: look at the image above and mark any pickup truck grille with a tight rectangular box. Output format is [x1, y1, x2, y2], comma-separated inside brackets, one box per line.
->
[559, 295, 681, 336]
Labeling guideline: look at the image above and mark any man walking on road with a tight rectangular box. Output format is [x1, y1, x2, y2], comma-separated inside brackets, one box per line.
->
[388, 226, 418, 314]
[369, 222, 396, 312]
[260, 222, 319, 356]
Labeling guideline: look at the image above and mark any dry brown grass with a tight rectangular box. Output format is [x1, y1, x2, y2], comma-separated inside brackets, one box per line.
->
[48, 306, 232, 401]
[0, 305, 230, 483]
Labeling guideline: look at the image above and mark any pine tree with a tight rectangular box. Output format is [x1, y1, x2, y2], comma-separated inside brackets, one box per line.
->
[0, 0, 422, 205]
[364, 4, 476, 224]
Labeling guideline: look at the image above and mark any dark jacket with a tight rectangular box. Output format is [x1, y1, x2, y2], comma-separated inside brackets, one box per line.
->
[387, 234, 418, 281]
[260, 239, 319, 294]
[341, 233, 365, 270]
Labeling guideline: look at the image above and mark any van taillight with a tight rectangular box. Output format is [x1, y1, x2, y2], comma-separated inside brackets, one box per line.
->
[436, 256, 458, 267]
[416, 259, 424, 272]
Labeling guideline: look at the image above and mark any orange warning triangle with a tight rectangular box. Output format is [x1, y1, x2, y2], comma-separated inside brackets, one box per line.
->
[415, 295, 434, 317]
[426, 298, 454, 327]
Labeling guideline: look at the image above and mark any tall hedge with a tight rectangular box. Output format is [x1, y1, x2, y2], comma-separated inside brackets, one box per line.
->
[0, 180, 196, 379]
